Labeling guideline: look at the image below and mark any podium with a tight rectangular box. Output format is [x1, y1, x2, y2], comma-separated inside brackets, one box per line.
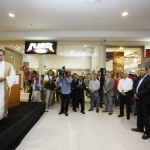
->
[8, 74, 21, 109]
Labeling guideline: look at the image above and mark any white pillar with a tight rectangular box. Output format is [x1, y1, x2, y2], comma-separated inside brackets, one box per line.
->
[38, 55, 45, 75]
[91, 45, 106, 72]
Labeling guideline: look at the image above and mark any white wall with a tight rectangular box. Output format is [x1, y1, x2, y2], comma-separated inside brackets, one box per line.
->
[23, 54, 90, 69]
[23, 54, 38, 68]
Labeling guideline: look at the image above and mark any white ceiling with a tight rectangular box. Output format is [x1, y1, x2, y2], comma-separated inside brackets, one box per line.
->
[0, 0, 150, 41]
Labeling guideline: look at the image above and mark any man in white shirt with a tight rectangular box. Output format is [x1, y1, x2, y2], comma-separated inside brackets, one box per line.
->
[43, 70, 55, 112]
[117, 71, 133, 119]
[0, 49, 16, 121]
[88, 73, 100, 113]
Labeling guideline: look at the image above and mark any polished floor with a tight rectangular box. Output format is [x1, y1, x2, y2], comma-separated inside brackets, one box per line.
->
[16, 103, 150, 150]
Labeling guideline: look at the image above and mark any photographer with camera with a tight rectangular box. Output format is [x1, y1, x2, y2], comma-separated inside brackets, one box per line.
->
[43, 70, 55, 112]
[58, 69, 73, 116]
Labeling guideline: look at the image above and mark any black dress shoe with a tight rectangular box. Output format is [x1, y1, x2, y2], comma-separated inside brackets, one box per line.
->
[73, 109, 77, 112]
[88, 109, 93, 111]
[109, 113, 113, 115]
[118, 115, 124, 117]
[131, 128, 143, 132]
[100, 105, 103, 108]
[65, 112, 68, 116]
[81, 111, 86, 114]
[58, 111, 64, 115]
[142, 133, 150, 139]
[127, 116, 130, 120]
[96, 109, 99, 113]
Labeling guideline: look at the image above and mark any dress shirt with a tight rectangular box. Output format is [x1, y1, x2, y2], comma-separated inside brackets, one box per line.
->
[44, 75, 53, 81]
[117, 77, 133, 93]
[58, 77, 73, 94]
[106, 78, 111, 87]
[136, 74, 148, 94]
[89, 79, 100, 91]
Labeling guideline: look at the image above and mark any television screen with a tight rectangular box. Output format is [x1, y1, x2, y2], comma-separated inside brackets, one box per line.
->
[25, 41, 57, 54]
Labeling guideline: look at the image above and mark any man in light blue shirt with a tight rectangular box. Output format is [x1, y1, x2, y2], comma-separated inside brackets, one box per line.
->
[58, 70, 73, 116]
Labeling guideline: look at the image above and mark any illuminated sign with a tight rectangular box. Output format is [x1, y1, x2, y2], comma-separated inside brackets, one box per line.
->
[25, 41, 57, 54]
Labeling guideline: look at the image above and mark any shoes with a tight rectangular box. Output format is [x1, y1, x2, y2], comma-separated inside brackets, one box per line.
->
[81, 111, 86, 114]
[102, 110, 108, 112]
[100, 105, 103, 108]
[65, 112, 68, 116]
[127, 116, 130, 120]
[109, 113, 113, 115]
[142, 133, 150, 140]
[45, 108, 48, 112]
[131, 128, 143, 132]
[73, 109, 77, 112]
[118, 115, 124, 117]
[88, 109, 93, 111]
[96, 109, 99, 113]
[58, 111, 64, 115]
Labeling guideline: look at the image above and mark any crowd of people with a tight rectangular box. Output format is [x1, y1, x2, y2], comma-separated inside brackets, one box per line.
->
[23, 65, 150, 140]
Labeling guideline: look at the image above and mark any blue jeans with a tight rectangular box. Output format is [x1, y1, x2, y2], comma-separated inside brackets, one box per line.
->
[90, 91, 99, 110]
[104, 95, 114, 113]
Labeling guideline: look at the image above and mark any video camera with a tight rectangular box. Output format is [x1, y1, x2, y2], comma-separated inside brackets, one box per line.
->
[58, 66, 68, 76]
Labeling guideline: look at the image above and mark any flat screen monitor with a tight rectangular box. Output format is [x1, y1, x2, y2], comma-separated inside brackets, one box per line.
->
[25, 41, 57, 54]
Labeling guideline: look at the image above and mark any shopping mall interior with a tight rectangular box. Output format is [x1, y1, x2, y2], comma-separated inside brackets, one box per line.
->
[0, 0, 150, 150]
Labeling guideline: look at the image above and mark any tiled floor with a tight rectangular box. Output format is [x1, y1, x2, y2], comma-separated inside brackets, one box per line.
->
[16, 103, 150, 150]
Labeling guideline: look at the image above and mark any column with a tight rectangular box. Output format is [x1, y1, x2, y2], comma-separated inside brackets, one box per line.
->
[91, 45, 106, 72]
[38, 55, 45, 75]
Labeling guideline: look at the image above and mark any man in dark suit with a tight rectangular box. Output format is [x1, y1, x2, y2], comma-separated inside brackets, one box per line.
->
[71, 73, 79, 112]
[75, 76, 86, 114]
[97, 71, 105, 108]
[132, 66, 150, 140]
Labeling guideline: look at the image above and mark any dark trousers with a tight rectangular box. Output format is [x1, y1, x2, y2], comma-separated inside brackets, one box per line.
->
[78, 98, 85, 112]
[136, 101, 150, 133]
[72, 96, 77, 111]
[28, 86, 33, 102]
[114, 90, 119, 106]
[60, 94, 70, 113]
[99, 89, 103, 106]
[119, 91, 132, 117]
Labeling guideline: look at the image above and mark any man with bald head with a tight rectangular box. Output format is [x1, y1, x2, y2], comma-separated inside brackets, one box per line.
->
[117, 71, 133, 119]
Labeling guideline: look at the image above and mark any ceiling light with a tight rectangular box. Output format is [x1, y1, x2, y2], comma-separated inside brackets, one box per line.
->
[70, 50, 74, 53]
[9, 13, 15, 17]
[119, 47, 124, 50]
[122, 11, 128, 17]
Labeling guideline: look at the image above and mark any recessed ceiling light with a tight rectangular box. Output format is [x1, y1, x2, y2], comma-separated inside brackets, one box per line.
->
[70, 50, 74, 53]
[122, 11, 128, 17]
[9, 13, 15, 17]
[119, 47, 124, 50]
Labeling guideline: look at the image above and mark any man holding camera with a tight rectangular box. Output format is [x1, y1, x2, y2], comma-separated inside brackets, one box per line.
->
[58, 70, 73, 116]
[43, 70, 55, 112]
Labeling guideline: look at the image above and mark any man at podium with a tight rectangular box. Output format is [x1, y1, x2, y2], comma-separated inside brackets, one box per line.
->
[0, 49, 16, 121]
